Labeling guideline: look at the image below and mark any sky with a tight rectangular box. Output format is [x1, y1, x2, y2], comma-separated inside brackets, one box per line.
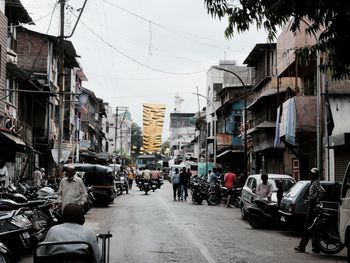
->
[21, 0, 269, 141]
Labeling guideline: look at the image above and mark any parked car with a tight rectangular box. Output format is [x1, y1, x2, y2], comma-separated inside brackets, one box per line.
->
[279, 180, 340, 228]
[240, 174, 296, 219]
[339, 161, 350, 261]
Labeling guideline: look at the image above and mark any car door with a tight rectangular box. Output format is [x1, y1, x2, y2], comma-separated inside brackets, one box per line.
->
[242, 177, 256, 209]
[339, 161, 350, 244]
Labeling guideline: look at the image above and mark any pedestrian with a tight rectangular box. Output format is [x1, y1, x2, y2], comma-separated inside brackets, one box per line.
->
[33, 167, 43, 188]
[208, 168, 218, 185]
[295, 167, 325, 253]
[179, 167, 189, 201]
[57, 165, 88, 211]
[256, 173, 272, 202]
[224, 167, 236, 208]
[127, 166, 134, 189]
[40, 168, 48, 187]
[171, 168, 181, 201]
[0, 160, 8, 187]
[39, 203, 101, 263]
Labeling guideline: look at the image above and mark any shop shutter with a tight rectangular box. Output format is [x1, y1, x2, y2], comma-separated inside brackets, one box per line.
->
[334, 149, 350, 182]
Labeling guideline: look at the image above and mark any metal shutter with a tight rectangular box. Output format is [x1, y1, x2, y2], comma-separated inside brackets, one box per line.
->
[334, 149, 350, 182]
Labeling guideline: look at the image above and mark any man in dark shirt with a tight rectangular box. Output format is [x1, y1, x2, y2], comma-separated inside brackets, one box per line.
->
[179, 167, 190, 201]
[295, 167, 325, 253]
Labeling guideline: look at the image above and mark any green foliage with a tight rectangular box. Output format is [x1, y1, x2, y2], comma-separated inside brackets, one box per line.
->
[204, 0, 350, 79]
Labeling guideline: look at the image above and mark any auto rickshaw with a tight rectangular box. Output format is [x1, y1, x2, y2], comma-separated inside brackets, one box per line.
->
[64, 164, 117, 207]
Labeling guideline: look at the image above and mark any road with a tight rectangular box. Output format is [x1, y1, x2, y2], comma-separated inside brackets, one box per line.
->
[21, 181, 346, 262]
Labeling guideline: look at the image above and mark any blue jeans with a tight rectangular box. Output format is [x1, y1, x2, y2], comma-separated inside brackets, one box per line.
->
[181, 184, 188, 200]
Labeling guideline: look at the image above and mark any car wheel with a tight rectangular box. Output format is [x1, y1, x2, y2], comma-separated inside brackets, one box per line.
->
[0, 253, 10, 263]
[240, 202, 247, 220]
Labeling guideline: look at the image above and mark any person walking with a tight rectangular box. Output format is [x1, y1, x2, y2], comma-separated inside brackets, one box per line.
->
[0, 160, 8, 187]
[224, 167, 236, 208]
[127, 166, 134, 189]
[33, 167, 43, 188]
[295, 168, 325, 253]
[179, 167, 190, 201]
[171, 168, 181, 201]
[57, 165, 88, 211]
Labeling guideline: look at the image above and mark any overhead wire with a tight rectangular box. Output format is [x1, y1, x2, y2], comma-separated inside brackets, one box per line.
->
[101, 0, 231, 50]
[71, 11, 207, 75]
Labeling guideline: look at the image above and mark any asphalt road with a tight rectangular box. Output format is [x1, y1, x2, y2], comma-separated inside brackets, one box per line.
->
[20, 181, 347, 263]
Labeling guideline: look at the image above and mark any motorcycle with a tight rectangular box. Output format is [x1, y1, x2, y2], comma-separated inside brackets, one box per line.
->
[143, 180, 150, 195]
[247, 198, 281, 229]
[151, 179, 158, 192]
[311, 203, 344, 254]
[207, 182, 222, 205]
[191, 177, 209, 205]
[0, 208, 33, 262]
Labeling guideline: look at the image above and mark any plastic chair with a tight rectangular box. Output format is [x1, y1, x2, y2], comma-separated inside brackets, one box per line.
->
[33, 241, 94, 263]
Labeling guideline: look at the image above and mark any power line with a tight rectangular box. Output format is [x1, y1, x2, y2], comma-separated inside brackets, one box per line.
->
[73, 13, 207, 75]
[101, 0, 230, 50]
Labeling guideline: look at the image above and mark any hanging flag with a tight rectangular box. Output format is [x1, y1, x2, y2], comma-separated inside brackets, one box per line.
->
[325, 91, 335, 136]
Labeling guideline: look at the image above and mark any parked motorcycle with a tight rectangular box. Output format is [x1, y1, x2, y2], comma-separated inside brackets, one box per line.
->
[191, 177, 209, 205]
[312, 203, 344, 254]
[247, 199, 281, 229]
[0, 208, 33, 262]
[207, 182, 222, 205]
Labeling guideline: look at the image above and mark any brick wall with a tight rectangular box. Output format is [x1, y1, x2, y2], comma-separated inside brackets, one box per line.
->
[17, 30, 49, 73]
[0, 12, 7, 125]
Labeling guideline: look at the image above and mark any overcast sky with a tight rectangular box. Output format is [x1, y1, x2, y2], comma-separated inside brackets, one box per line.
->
[21, 0, 269, 141]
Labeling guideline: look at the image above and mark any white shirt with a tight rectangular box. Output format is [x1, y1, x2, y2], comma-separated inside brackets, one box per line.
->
[58, 175, 88, 210]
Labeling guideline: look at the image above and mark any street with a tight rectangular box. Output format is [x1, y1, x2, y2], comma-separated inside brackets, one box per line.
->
[21, 181, 346, 263]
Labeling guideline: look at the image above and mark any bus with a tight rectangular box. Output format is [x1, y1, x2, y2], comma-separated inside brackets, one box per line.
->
[136, 154, 157, 170]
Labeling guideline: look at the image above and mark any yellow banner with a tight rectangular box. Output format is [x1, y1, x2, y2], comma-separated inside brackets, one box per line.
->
[143, 104, 166, 152]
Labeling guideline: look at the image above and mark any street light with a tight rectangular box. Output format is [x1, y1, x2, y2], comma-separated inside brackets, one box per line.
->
[212, 66, 248, 179]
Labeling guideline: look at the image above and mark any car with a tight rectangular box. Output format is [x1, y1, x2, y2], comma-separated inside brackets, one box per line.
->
[279, 180, 340, 228]
[339, 161, 350, 260]
[240, 174, 296, 220]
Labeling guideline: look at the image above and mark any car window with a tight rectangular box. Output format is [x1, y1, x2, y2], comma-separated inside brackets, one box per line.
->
[322, 183, 341, 202]
[247, 178, 254, 189]
[251, 179, 257, 190]
[272, 179, 295, 192]
[284, 182, 305, 197]
[342, 162, 350, 198]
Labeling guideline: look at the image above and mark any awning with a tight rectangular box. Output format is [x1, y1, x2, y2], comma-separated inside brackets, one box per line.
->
[0, 131, 26, 146]
[216, 149, 243, 159]
[0, 131, 27, 161]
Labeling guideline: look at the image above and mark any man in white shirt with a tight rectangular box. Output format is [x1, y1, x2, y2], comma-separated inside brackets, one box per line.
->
[58, 166, 88, 211]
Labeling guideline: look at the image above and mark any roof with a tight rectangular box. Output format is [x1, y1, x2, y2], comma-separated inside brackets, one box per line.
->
[18, 27, 80, 68]
[170, 113, 195, 118]
[243, 43, 276, 66]
[6, 0, 34, 24]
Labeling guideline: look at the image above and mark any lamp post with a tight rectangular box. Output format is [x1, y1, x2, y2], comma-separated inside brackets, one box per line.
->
[212, 66, 248, 179]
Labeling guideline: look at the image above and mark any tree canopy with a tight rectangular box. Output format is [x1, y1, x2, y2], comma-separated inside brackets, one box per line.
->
[204, 0, 350, 79]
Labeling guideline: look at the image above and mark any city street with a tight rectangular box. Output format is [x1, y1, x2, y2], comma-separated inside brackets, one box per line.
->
[21, 181, 347, 263]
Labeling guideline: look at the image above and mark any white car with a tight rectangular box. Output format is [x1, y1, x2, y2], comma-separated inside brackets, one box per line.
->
[240, 174, 296, 219]
[339, 161, 350, 260]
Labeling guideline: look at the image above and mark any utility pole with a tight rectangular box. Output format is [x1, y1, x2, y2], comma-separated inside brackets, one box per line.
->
[57, 0, 65, 169]
[114, 106, 128, 164]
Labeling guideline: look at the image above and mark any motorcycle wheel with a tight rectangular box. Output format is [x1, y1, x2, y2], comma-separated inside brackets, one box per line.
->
[248, 213, 263, 229]
[0, 254, 10, 263]
[207, 194, 220, 205]
[316, 222, 344, 255]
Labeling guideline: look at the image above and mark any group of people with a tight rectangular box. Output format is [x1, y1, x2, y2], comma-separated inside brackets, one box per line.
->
[171, 167, 191, 201]
[32, 166, 47, 188]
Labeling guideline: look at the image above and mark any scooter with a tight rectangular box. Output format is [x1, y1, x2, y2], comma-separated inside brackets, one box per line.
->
[247, 198, 281, 229]
[151, 179, 158, 192]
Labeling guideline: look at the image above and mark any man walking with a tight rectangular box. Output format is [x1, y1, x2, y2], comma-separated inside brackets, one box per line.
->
[295, 167, 325, 253]
[224, 167, 236, 208]
[171, 168, 181, 201]
[57, 166, 88, 211]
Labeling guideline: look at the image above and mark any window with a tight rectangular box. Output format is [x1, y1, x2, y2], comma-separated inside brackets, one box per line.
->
[207, 122, 211, 137]
[6, 77, 17, 105]
[213, 83, 222, 101]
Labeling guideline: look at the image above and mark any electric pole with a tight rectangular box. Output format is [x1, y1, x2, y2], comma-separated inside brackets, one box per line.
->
[114, 106, 128, 164]
[57, 0, 65, 169]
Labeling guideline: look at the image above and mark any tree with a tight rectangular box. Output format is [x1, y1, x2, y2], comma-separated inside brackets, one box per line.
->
[204, 0, 350, 79]
[131, 122, 143, 156]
